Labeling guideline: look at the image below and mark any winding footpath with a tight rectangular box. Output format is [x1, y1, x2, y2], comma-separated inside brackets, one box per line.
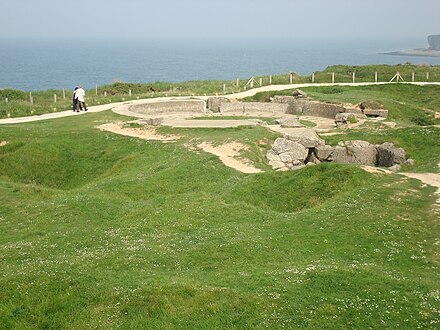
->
[1, 81, 439, 125]
[1, 81, 439, 201]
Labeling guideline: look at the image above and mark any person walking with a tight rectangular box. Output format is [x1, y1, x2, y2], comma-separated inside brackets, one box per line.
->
[74, 86, 88, 112]
[72, 87, 79, 112]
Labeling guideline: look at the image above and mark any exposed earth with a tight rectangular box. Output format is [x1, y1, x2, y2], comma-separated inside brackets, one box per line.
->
[96, 113, 440, 204]
[1, 83, 439, 202]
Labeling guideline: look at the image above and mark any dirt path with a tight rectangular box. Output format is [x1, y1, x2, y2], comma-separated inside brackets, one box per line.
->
[400, 171, 440, 203]
[362, 165, 440, 204]
[97, 122, 262, 173]
[196, 142, 263, 174]
[2, 83, 439, 199]
[97, 122, 180, 142]
[2, 82, 440, 125]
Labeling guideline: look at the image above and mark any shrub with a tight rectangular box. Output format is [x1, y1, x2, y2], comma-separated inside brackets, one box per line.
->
[0, 89, 27, 100]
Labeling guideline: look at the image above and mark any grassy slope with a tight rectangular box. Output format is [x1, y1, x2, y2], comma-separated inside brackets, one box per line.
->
[0, 109, 439, 329]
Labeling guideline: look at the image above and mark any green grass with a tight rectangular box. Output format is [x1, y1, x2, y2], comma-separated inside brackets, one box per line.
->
[0, 109, 439, 329]
[245, 84, 440, 126]
[2, 64, 439, 120]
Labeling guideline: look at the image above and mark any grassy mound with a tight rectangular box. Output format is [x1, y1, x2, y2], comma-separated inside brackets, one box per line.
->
[225, 163, 369, 213]
[0, 109, 439, 328]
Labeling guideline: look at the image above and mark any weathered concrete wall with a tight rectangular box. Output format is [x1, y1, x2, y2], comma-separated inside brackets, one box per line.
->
[129, 100, 205, 114]
[301, 100, 346, 118]
[207, 97, 229, 112]
[220, 102, 288, 114]
[273, 96, 347, 119]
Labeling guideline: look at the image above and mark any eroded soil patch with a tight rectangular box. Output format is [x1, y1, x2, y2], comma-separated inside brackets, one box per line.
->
[196, 142, 263, 174]
[97, 122, 180, 142]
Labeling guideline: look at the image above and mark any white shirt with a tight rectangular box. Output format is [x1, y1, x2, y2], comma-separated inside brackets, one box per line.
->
[75, 88, 85, 102]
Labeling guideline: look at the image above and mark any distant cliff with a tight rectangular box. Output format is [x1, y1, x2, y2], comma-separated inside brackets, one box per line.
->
[382, 34, 440, 58]
[427, 35, 440, 50]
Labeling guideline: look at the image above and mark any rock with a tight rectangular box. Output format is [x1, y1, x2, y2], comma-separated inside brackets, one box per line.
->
[388, 164, 401, 172]
[358, 101, 385, 110]
[405, 158, 415, 166]
[269, 160, 286, 170]
[334, 113, 367, 127]
[362, 109, 388, 118]
[284, 128, 325, 148]
[274, 116, 304, 127]
[269, 138, 309, 169]
[272, 138, 308, 159]
[305, 150, 321, 164]
[332, 140, 378, 165]
[376, 142, 406, 167]
[286, 164, 305, 171]
[266, 150, 281, 162]
[292, 89, 308, 98]
[207, 97, 229, 112]
[279, 152, 295, 163]
[315, 145, 334, 161]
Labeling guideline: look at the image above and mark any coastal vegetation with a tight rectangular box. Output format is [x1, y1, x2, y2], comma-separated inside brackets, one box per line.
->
[0, 64, 439, 328]
[1, 64, 440, 120]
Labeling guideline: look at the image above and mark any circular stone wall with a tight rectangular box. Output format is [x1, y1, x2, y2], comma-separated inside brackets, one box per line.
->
[129, 99, 205, 115]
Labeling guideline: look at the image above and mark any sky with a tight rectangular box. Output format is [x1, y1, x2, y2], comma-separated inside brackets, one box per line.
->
[0, 0, 439, 42]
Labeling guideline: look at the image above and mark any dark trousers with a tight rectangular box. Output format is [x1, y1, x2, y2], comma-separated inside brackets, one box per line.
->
[73, 99, 86, 112]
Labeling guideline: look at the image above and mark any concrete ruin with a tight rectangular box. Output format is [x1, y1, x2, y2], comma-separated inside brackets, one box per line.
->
[267, 129, 413, 171]
[207, 91, 388, 123]
[129, 99, 205, 115]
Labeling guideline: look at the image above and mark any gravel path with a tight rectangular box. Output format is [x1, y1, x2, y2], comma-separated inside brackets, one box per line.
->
[1, 82, 439, 125]
[1, 82, 439, 197]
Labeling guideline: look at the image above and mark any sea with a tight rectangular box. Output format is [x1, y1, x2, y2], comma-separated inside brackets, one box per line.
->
[1, 37, 440, 91]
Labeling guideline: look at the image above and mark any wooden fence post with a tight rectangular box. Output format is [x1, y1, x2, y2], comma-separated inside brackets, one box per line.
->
[352, 72, 356, 83]
[129, 89, 132, 97]
[412, 72, 415, 82]
[62, 88, 66, 99]
[223, 84, 226, 93]
[29, 92, 33, 105]
[259, 77, 263, 86]
[426, 72, 430, 80]
[53, 94, 57, 103]
[375, 72, 378, 83]
[289, 73, 293, 84]
[312, 72, 315, 83]
[5, 98, 8, 103]
[236, 78, 239, 87]
[269, 75, 272, 84]
[104, 91, 107, 97]
[95, 84, 98, 95]
[332, 72, 335, 84]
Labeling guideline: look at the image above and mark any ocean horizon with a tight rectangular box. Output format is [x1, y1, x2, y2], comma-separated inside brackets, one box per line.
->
[1, 37, 440, 91]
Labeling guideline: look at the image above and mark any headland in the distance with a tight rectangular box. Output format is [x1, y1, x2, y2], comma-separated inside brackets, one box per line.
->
[382, 34, 440, 58]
